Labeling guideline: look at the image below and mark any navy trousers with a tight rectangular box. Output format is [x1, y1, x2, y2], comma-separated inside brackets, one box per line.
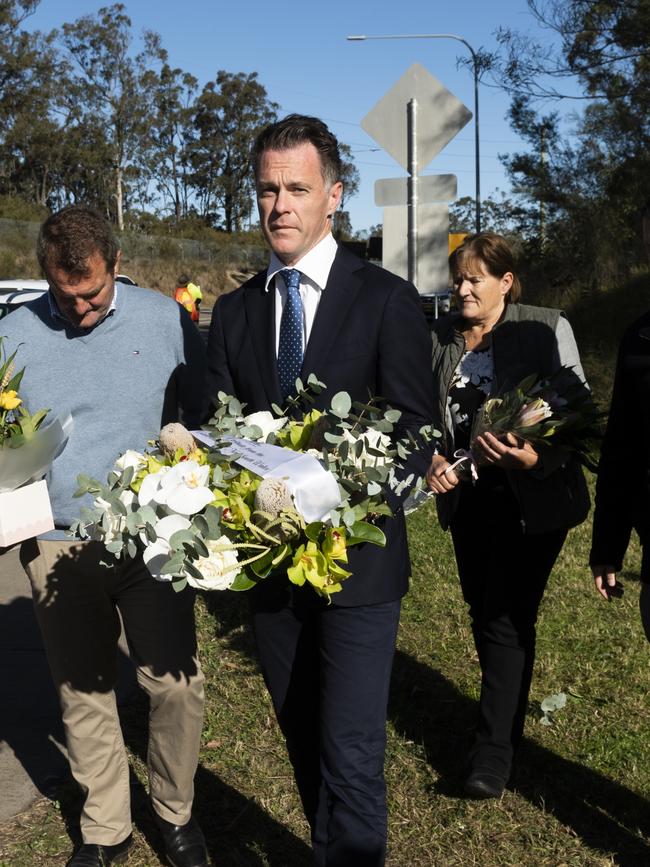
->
[250, 587, 400, 867]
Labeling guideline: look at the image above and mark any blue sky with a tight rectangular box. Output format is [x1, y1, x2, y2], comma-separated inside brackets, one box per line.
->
[26, 0, 577, 232]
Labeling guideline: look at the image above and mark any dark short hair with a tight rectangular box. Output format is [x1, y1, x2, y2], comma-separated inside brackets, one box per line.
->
[253, 114, 342, 187]
[37, 205, 120, 277]
[449, 232, 522, 304]
[177, 273, 190, 286]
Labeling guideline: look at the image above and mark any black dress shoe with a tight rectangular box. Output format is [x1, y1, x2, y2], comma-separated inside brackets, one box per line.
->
[153, 814, 209, 867]
[67, 834, 133, 866]
[464, 772, 506, 799]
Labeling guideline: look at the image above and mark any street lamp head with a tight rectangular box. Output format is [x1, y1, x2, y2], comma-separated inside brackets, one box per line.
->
[346, 35, 366, 41]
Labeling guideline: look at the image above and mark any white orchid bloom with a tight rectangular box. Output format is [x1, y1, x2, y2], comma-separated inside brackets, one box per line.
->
[115, 450, 147, 472]
[138, 465, 170, 507]
[153, 460, 214, 515]
[186, 535, 240, 591]
[142, 514, 192, 581]
[243, 411, 288, 441]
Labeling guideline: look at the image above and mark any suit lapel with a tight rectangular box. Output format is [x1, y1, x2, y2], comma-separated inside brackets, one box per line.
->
[243, 273, 283, 406]
[301, 247, 364, 376]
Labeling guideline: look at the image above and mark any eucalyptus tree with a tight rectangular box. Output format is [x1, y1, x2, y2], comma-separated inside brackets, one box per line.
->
[139, 33, 198, 222]
[483, 0, 650, 287]
[191, 71, 278, 231]
[61, 3, 152, 228]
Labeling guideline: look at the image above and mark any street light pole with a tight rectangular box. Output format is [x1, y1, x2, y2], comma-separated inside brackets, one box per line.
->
[348, 32, 481, 233]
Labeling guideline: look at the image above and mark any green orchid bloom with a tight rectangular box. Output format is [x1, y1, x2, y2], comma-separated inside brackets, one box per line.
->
[322, 527, 348, 563]
[287, 541, 330, 589]
[276, 409, 323, 451]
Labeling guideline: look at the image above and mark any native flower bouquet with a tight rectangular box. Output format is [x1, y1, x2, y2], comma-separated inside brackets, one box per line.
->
[70, 376, 437, 601]
[0, 337, 72, 545]
[447, 367, 603, 481]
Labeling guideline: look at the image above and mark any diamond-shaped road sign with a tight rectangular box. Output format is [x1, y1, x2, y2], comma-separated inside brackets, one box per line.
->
[361, 63, 472, 174]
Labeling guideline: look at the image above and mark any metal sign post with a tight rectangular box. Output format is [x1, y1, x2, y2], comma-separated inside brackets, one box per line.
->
[361, 63, 472, 296]
[407, 98, 418, 287]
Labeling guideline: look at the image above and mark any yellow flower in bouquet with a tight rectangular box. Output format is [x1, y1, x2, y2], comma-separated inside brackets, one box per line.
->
[0, 390, 21, 411]
[0, 338, 49, 447]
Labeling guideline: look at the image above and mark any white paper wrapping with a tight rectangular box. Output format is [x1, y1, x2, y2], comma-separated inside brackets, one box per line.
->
[0, 480, 54, 546]
[0, 414, 73, 493]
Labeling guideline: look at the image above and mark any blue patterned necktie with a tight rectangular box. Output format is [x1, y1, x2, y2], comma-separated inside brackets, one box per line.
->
[277, 268, 303, 400]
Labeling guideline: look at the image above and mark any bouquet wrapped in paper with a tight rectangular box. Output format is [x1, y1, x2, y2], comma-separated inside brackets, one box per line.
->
[0, 337, 72, 545]
[447, 367, 603, 482]
[70, 375, 437, 601]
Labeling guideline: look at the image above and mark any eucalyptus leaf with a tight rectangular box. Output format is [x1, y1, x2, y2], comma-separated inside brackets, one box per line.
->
[193, 536, 210, 558]
[203, 505, 222, 539]
[169, 529, 197, 550]
[160, 553, 185, 575]
[138, 505, 158, 525]
[184, 559, 204, 581]
[192, 514, 209, 536]
[540, 692, 567, 713]
[331, 391, 352, 418]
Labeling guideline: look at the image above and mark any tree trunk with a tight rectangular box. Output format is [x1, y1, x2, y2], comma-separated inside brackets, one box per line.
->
[115, 164, 124, 231]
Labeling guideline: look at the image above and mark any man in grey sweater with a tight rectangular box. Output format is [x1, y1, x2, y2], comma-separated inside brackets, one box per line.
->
[2, 206, 209, 867]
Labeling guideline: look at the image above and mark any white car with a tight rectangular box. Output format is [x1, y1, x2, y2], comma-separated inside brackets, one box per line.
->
[0, 275, 138, 318]
[0, 279, 48, 318]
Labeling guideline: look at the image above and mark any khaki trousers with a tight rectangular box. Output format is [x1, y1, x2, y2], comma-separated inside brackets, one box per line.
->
[20, 539, 205, 846]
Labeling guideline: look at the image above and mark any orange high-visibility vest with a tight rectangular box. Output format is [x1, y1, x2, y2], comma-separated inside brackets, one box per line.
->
[174, 286, 198, 322]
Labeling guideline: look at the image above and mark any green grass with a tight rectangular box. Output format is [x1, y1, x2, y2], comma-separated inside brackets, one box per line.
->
[1, 279, 650, 865]
[2, 489, 648, 866]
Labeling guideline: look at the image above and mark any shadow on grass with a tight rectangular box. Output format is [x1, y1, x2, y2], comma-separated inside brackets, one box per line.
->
[390, 648, 650, 867]
[50, 687, 311, 866]
[0, 581, 309, 866]
[119, 694, 312, 866]
[49, 730, 312, 867]
[201, 589, 650, 864]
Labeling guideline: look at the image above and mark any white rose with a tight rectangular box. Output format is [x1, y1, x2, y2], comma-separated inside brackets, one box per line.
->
[186, 535, 240, 591]
[115, 450, 147, 472]
[243, 411, 288, 441]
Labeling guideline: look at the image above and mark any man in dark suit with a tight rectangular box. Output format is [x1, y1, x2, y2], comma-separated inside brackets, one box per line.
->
[590, 200, 650, 640]
[206, 114, 434, 866]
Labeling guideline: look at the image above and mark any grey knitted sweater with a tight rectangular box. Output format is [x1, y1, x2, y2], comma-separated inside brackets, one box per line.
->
[1, 285, 205, 536]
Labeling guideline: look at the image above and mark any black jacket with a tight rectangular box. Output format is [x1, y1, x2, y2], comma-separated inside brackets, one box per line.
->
[431, 303, 590, 534]
[205, 245, 435, 606]
[590, 311, 650, 581]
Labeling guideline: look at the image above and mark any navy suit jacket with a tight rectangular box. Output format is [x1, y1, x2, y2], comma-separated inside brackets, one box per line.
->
[205, 245, 435, 606]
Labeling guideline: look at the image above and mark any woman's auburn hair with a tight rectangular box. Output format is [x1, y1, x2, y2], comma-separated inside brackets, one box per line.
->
[449, 231, 522, 303]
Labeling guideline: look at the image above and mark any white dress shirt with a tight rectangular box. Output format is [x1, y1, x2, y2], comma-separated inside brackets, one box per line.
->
[265, 233, 338, 356]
